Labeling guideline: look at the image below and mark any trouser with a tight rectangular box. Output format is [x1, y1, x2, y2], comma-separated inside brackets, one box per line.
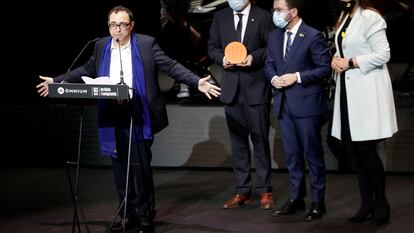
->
[344, 140, 388, 210]
[111, 130, 156, 222]
[224, 91, 272, 196]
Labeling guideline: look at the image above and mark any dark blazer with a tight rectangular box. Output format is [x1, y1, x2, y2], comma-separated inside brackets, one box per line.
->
[54, 33, 200, 134]
[208, 6, 272, 105]
[264, 22, 331, 117]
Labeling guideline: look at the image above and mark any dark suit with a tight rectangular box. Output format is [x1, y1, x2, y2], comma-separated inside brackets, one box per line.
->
[54, 33, 200, 222]
[208, 5, 273, 196]
[264, 22, 331, 204]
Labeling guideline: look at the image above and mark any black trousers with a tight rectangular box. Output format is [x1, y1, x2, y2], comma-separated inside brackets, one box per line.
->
[111, 128, 155, 222]
[224, 89, 272, 196]
[343, 140, 388, 211]
[340, 71, 388, 210]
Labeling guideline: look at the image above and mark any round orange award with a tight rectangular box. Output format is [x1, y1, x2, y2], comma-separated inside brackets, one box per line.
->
[224, 41, 247, 64]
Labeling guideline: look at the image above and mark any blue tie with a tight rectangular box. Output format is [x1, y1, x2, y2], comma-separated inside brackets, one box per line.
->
[284, 31, 293, 62]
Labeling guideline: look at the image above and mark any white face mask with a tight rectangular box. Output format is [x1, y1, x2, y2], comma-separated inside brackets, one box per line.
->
[228, 0, 246, 12]
[272, 10, 291, 28]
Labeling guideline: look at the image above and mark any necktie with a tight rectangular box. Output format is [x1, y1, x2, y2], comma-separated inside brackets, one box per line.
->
[236, 13, 243, 42]
[284, 31, 293, 61]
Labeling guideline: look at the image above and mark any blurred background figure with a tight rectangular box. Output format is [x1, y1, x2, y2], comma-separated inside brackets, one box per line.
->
[159, 0, 214, 99]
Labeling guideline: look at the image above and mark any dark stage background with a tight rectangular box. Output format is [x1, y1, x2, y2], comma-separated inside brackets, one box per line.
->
[3, 0, 412, 104]
[1, 0, 413, 168]
[3, 0, 162, 104]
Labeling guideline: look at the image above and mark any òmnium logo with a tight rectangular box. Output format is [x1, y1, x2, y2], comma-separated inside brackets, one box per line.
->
[57, 87, 65, 95]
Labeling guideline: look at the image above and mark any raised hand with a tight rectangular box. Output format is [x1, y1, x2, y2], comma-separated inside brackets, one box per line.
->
[198, 75, 221, 99]
[36, 75, 54, 97]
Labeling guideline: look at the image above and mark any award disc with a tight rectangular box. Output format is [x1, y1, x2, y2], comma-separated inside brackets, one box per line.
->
[224, 41, 247, 64]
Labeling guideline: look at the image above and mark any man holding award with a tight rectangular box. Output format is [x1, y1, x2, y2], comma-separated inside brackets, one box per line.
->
[208, 0, 274, 210]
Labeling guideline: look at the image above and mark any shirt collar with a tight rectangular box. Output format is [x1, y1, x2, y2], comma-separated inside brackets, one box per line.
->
[110, 38, 131, 51]
[233, 3, 251, 16]
[287, 18, 302, 36]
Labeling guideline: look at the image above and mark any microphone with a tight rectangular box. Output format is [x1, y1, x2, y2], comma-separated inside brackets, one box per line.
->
[116, 38, 125, 85]
[61, 37, 100, 83]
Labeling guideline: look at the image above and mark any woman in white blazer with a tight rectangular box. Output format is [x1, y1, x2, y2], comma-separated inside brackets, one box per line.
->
[331, 0, 398, 226]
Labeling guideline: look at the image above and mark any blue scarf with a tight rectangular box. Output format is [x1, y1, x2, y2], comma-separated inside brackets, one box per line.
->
[97, 35, 153, 158]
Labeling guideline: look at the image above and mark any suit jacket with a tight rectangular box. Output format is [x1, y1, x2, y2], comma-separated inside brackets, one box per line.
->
[207, 5, 272, 105]
[331, 8, 398, 141]
[54, 33, 200, 134]
[264, 21, 331, 118]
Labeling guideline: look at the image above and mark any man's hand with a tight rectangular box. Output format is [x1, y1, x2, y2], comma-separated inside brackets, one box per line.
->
[36, 75, 54, 97]
[223, 57, 235, 69]
[278, 73, 298, 87]
[271, 76, 284, 89]
[198, 75, 221, 99]
[237, 54, 253, 67]
[271, 73, 298, 89]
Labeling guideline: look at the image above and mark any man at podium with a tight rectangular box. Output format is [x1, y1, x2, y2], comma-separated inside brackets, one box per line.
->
[36, 5, 220, 233]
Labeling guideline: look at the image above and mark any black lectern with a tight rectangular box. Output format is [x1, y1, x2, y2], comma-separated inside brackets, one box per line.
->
[49, 83, 129, 99]
[49, 83, 130, 233]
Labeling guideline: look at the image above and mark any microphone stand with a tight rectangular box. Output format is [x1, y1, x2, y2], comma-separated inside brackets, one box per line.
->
[108, 40, 143, 233]
[62, 37, 99, 83]
[63, 37, 99, 233]
[116, 39, 125, 85]
[66, 105, 90, 233]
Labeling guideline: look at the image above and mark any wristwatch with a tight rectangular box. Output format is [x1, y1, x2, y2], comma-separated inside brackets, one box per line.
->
[348, 58, 354, 68]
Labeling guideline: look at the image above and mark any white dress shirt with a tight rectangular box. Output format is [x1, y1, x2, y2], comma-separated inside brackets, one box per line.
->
[271, 19, 303, 85]
[110, 39, 133, 97]
[233, 3, 251, 43]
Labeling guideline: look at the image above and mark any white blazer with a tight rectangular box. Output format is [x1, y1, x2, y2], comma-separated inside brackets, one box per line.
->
[331, 7, 398, 141]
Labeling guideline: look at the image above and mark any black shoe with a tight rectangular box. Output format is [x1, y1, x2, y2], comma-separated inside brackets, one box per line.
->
[110, 218, 140, 232]
[305, 203, 326, 221]
[137, 220, 155, 233]
[272, 198, 305, 216]
[137, 217, 154, 233]
[348, 208, 373, 223]
[372, 203, 390, 226]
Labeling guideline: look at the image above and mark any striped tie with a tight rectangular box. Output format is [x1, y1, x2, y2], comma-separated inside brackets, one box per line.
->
[284, 31, 293, 62]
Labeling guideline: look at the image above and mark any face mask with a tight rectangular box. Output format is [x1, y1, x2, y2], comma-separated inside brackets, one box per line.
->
[228, 0, 246, 12]
[339, 0, 356, 13]
[272, 11, 291, 29]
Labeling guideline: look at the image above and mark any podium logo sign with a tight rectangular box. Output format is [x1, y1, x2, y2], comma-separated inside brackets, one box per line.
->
[64, 88, 88, 94]
[48, 83, 128, 99]
[57, 87, 65, 95]
[91, 86, 118, 97]
[93, 87, 99, 96]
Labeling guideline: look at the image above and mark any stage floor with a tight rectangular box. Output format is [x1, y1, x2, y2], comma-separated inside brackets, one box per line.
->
[1, 168, 413, 233]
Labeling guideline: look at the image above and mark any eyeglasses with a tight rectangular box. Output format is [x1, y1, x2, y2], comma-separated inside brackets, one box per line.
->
[108, 22, 131, 30]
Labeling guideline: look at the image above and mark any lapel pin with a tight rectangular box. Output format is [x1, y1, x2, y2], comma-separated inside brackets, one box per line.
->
[299, 33, 305, 37]
[251, 18, 254, 22]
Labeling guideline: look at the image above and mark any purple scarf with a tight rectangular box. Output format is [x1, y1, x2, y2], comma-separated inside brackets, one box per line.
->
[97, 35, 153, 158]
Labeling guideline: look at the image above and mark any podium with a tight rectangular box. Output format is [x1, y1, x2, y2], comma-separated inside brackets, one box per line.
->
[49, 83, 129, 99]
[49, 83, 130, 233]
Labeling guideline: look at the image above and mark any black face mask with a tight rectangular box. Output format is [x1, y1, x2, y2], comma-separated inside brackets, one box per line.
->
[339, 0, 356, 13]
